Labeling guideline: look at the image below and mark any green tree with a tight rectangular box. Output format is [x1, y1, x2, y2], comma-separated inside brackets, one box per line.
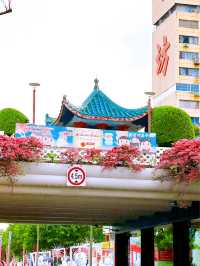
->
[193, 124, 200, 137]
[0, 108, 29, 136]
[2, 224, 103, 258]
[155, 226, 173, 250]
[152, 106, 195, 147]
[2, 224, 36, 258]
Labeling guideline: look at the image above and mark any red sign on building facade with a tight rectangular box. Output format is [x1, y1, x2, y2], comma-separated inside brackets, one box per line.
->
[156, 36, 170, 76]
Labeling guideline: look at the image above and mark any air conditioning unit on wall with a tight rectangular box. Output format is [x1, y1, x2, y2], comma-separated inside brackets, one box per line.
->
[183, 43, 189, 48]
[192, 91, 200, 96]
[193, 58, 200, 65]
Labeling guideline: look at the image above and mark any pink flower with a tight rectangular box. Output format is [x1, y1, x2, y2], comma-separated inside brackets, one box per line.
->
[157, 139, 200, 184]
[0, 136, 43, 176]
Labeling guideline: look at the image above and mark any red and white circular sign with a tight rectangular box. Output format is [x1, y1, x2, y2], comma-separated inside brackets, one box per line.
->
[66, 166, 86, 186]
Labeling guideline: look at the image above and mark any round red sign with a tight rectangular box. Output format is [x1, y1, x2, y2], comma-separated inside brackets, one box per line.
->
[67, 166, 86, 186]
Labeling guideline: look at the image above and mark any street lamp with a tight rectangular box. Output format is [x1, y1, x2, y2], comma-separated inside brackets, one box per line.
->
[144, 91, 155, 133]
[29, 82, 40, 124]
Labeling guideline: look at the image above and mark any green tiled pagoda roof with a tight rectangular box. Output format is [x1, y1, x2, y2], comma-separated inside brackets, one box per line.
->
[53, 79, 148, 126]
[79, 87, 147, 119]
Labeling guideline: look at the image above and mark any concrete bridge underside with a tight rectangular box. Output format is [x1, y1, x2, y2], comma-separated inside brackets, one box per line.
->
[0, 162, 199, 225]
[0, 193, 171, 225]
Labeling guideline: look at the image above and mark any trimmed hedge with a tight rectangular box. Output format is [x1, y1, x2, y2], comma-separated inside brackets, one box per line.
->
[0, 108, 29, 136]
[152, 106, 195, 147]
[193, 124, 200, 137]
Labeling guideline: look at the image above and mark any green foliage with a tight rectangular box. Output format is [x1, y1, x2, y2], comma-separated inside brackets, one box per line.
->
[193, 124, 200, 137]
[155, 226, 199, 252]
[0, 108, 29, 136]
[152, 106, 195, 147]
[155, 226, 173, 250]
[2, 224, 103, 258]
[157, 263, 173, 266]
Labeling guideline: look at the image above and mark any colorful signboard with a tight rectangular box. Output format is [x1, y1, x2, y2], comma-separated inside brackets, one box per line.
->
[29, 243, 114, 266]
[15, 124, 157, 153]
[29, 251, 51, 266]
[70, 242, 114, 266]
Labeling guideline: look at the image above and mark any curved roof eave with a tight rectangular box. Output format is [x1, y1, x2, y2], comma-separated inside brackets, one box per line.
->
[61, 100, 148, 122]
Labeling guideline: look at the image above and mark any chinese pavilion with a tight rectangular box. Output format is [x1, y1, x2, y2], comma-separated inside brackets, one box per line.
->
[46, 79, 148, 131]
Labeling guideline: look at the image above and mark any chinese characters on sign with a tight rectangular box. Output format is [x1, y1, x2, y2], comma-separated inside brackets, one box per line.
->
[156, 36, 170, 76]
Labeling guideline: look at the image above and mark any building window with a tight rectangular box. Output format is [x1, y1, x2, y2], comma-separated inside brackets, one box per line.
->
[191, 117, 200, 125]
[177, 5, 199, 13]
[179, 67, 199, 77]
[179, 19, 199, 29]
[180, 51, 199, 61]
[176, 83, 199, 93]
[179, 35, 199, 45]
[179, 100, 199, 109]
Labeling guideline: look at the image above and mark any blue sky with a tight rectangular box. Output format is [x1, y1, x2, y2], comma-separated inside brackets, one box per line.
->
[0, 0, 152, 124]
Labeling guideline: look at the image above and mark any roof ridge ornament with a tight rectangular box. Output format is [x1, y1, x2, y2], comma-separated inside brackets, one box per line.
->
[94, 77, 99, 90]
[63, 95, 67, 101]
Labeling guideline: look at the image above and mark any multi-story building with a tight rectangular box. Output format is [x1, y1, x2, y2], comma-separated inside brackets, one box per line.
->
[152, 0, 200, 125]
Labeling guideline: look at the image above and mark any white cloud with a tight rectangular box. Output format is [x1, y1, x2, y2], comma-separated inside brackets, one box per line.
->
[0, 0, 152, 124]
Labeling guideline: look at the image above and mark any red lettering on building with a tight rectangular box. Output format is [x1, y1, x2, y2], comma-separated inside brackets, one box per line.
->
[156, 36, 170, 76]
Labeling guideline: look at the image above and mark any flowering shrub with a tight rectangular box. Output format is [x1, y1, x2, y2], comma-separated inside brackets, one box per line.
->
[61, 148, 103, 165]
[61, 148, 81, 164]
[101, 145, 142, 171]
[61, 145, 143, 172]
[157, 139, 200, 184]
[14, 137, 43, 161]
[82, 149, 103, 165]
[0, 160, 21, 177]
[0, 135, 43, 177]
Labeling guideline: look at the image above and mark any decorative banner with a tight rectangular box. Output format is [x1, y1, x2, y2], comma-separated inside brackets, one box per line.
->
[15, 124, 157, 153]
[29, 251, 51, 266]
[130, 237, 141, 266]
[66, 166, 87, 187]
[69, 242, 114, 266]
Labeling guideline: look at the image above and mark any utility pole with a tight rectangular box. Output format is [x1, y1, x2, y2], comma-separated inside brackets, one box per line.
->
[89, 225, 93, 266]
[36, 225, 40, 266]
[6, 231, 12, 266]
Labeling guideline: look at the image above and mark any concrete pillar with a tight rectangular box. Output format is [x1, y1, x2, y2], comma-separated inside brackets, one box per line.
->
[173, 220, 190, 266]
[115, 232, 130, 266]
[141, 227, 154, 266]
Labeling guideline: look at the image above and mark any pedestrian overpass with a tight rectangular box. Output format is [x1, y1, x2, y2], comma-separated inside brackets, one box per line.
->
[0, 162, 199, 225]
[0, 161, 200, 265]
